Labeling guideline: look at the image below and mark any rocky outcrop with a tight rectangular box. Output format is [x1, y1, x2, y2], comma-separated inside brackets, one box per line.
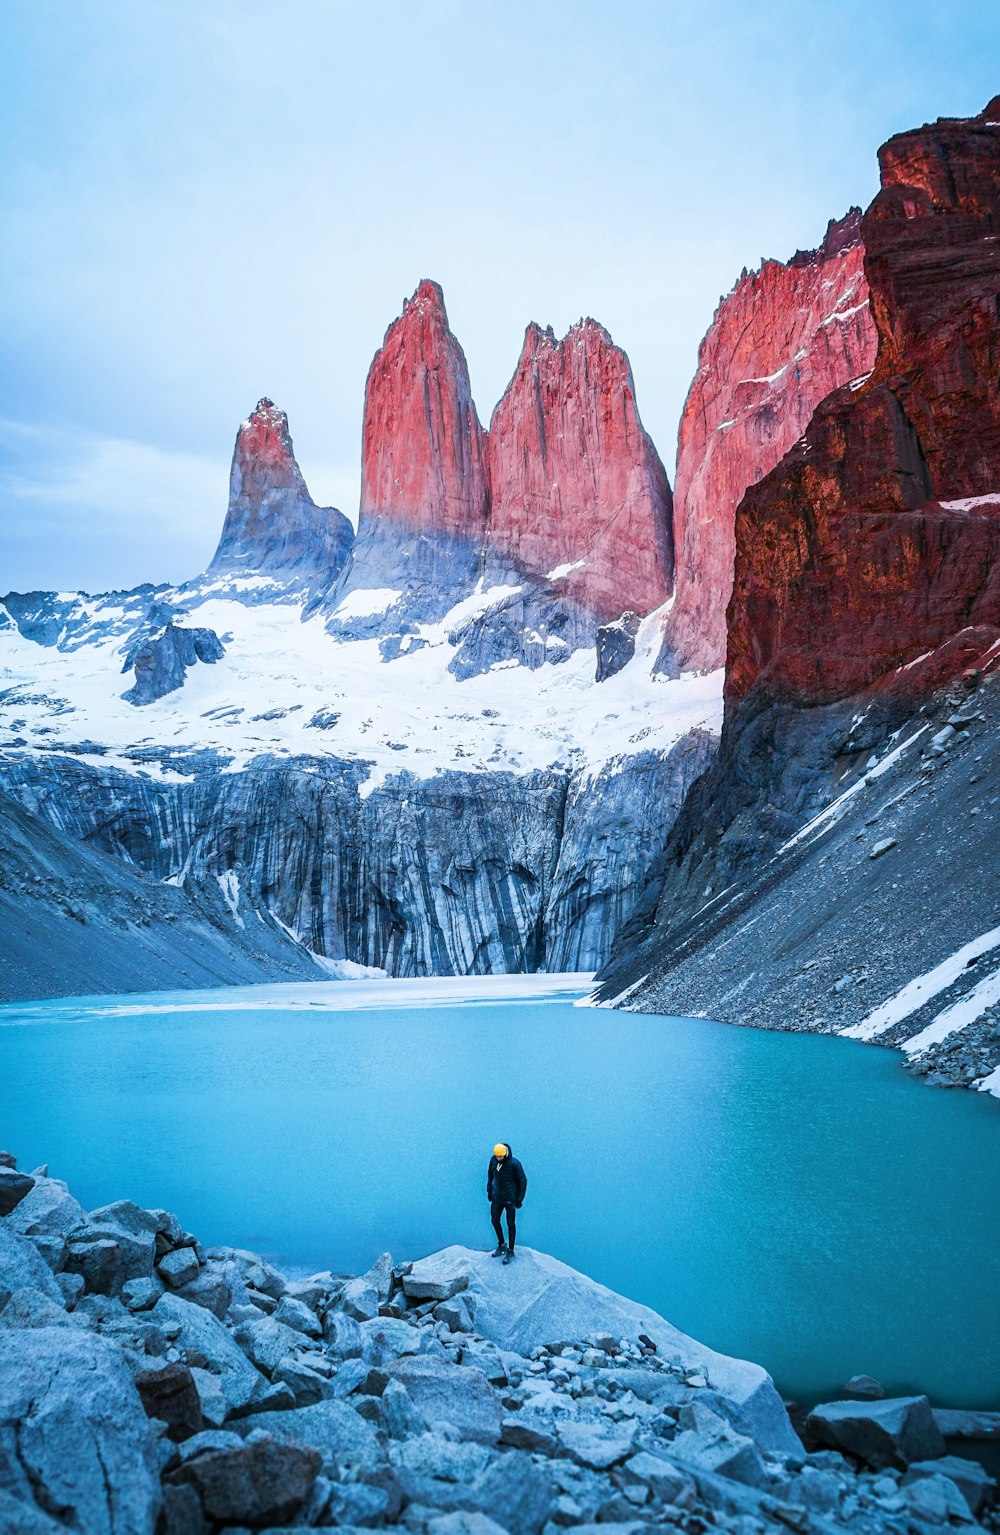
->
[121, 621, 225, 704]
[663, 211, 877, 673]
[0, 733, 711, 996]
[0, 784, 323, 1004]
[210, 397, 354, 590]
[727, 100, 1000, 707]
[600, 101, 1000, 1092]
[330, 280, 490, 632]
[486, 320, 673, 622]
[2, 1154, 992, 1533]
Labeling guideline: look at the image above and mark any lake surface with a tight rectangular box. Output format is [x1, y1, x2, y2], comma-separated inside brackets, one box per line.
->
[2, 975, 998, 1408]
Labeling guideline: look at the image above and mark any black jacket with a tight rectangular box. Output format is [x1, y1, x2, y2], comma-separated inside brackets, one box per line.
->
[487, 1145, 526, 1207]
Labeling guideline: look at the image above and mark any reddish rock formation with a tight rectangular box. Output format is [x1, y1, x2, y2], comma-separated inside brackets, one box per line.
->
[727, 99, 1000, 707]
[211, 398, 353, 583]
[486, 320, 673, 624]
[666, 212, 878, 671]
[358, 279, 489, 542]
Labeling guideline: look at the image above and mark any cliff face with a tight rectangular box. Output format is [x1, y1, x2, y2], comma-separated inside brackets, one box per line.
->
[210, 398, 354, 588]
[599, 101, 1000, 1092]
[486, 321, 673, 624]
[728, 101, 1000, 706]
[664, 212, 877, 673]
[330, 280, 490, 630]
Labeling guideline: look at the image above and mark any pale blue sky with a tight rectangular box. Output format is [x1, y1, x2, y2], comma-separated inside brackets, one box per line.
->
[2, 0, 997, 593]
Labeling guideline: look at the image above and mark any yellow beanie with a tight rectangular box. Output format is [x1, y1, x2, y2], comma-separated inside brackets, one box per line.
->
[493, 1143, 508, 1159]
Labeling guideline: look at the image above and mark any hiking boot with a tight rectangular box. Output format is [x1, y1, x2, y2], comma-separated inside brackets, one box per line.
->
[502, 1249, 515, 1265]
[491, 1243, 506, 1258]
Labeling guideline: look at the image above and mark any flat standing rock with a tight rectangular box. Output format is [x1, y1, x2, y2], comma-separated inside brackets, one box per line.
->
[805, 1394, 946, 1469]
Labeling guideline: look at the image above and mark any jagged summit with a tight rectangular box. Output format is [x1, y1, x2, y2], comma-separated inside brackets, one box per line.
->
[210, 397, 353, 589]
[485, 312, 673, 625]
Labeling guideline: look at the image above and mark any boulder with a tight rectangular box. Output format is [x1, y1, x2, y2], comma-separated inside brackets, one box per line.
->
[4, 1177, 87, 1269]
[153, 1293, 262, 1413]
[0, 1286, 72, 1330]
[471, 1453, 552, 1535]
[623, 1450, 696, 1503]
[234, 1314, 309, 1374]
[0, 1326, 160, 1533]
[231, 1398, 380, 1473]
[555, 1419, 637, 1470]
[0, 1169, 34, 1217]
[339, 1277, 380, 1321]
[0, 1488, 64, 1533]
[905, 1455, 997, 1516]
[382, 1379, 429, 1438]
[388, 1355, 502, 1445]
[900, 1470, 975, 1525]
[805, 1395, 946, 1469]
[841, 1374, 885, 1400]
[273, 1294, 323, 1338]
[669, 1421, 769, 1488]
[134, 1361, 203, 1442]
[402, 1246, 799, 1455]
[158, 1246, 201, 1288]
[0, 1225, 63, 1307]
[167, 1434, 320, 1526]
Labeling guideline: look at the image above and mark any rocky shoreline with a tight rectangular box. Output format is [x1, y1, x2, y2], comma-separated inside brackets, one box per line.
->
[1, 1154, 997, 1533]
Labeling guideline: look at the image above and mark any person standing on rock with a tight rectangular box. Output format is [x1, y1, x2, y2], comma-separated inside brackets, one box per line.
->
[488, 1142, 526, 1264]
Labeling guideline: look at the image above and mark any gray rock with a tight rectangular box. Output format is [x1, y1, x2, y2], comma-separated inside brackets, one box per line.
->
[0, 1169, 34, 1216]
[174, 1427, 246, 1463]
[273, 1354, 329, 1406]
[172, 1268, 231, 1317]
[389, 1432, 494, 1483]
[153, 1293, 263, 1412]
[231, 1398, 380, 1473]
[435, 1294, 475, 1333]
[400, 1247, 798, 1456]
[869, 838, 897, 860]
[805, 1394, 946, 1469]
[340, 1277, 380, 1321]
[0, 1488, 64, 1533]
[500, 1416, 560, 1456]
[905, 1455, 997, 1516]
[403, 1253, 473, 1302]
[284, 1271, 339, 1312]
[167, 1434, 320, 1526]
[234, 1313, 309, 1374]
[0, 1326, 160, 1534]
[382, 1379, 430, 1438]
[361, 1314, 423, 1366]
[4, 1177, 87, 1269]
[323, 1308, 365, 1357]
[389, 1356, 502, 1445]
[555, 1419, 636, 1470]
[159, 1245, 201, 1288]
[329, 1357, 371, 1398]
[427, 1513, 510, 1535]
[900, 1470, 973, 1524]
[841, 1373, 885, 1400]
[55, 1271, 85, 1306]
[0, 1286, 72, 1330]
[189, 1366, 229, 1428]
[472, 1453, 552, 1535]
[670, 1421, 769, 1488]
[622, 1451, 695, 1503]
[274, 1294, 324, 1338]
[122, 1276, 164, 1312]
[323, 1479, 391, 1525]
[361, 1249, 394, 1303]
[0, 1224, 63, 1307]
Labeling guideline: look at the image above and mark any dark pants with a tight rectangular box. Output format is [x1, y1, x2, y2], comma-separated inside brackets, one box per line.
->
[491, 1199, 517, 1251]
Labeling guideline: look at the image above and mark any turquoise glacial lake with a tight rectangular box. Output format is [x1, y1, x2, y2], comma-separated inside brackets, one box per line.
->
[1, 975, 998, 1408]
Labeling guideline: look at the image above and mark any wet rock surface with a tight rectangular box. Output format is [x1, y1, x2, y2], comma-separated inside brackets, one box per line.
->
[1, 1153, 995, 1533]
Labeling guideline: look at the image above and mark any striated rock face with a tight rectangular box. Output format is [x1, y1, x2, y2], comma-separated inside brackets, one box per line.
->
[664, 211, 877, 672]
[0, 736, 711, 993]
[210, 398, 354, 588]
[486, 321, 673, 624]
[331, 280, 489, 629]
[728, 100, 1000, 706]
